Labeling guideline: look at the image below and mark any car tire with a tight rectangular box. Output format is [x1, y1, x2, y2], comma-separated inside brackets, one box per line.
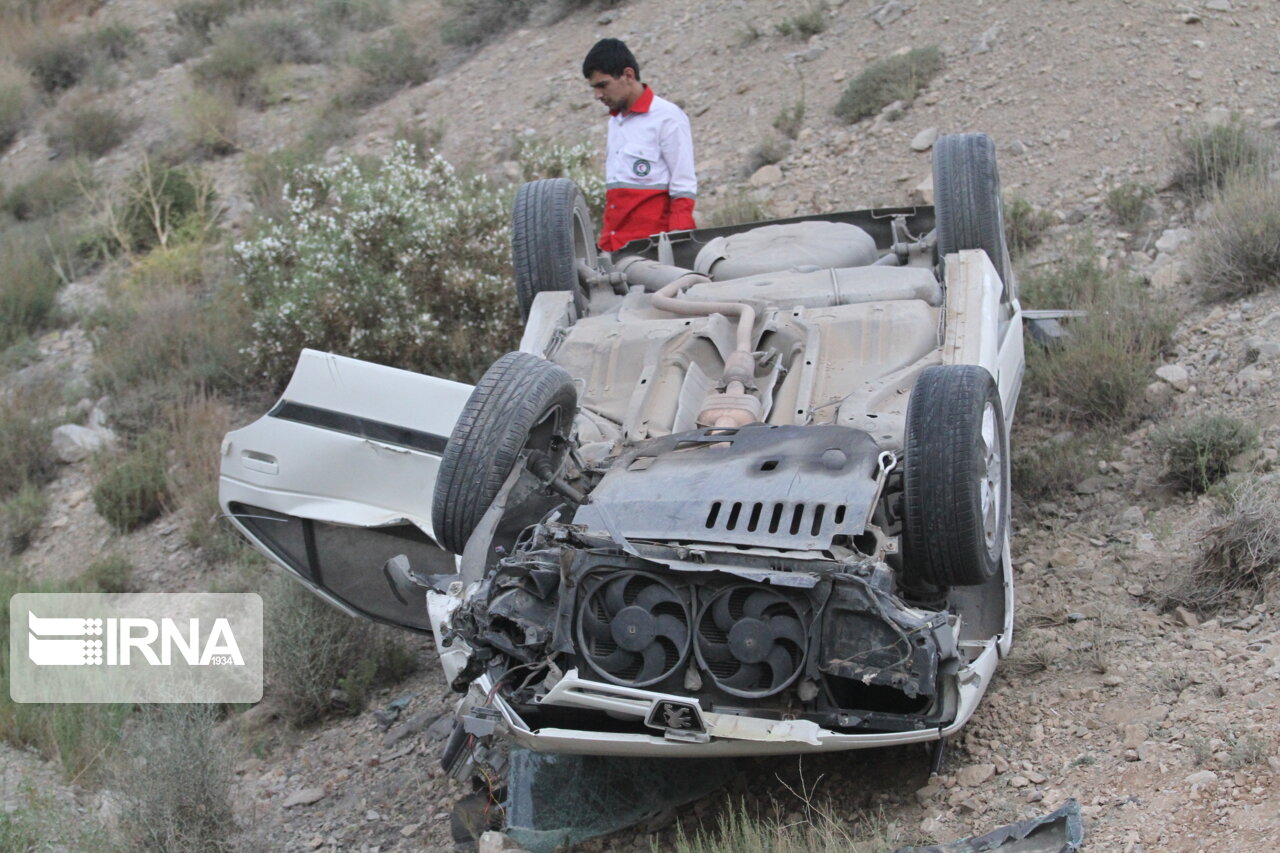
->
[431, 351, 578, 555]
[902, 364, 1009, 588]
[932, 133, 1012, 289]
[512, 178, 599, 321]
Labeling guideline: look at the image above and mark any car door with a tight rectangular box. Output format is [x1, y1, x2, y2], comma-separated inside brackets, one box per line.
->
[219, 349, 472, 632]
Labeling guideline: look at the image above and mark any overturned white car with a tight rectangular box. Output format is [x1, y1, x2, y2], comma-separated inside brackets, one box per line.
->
[220, 133, 1024, 760]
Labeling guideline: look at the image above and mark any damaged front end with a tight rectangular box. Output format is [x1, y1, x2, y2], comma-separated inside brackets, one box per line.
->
[435, 422, 1003, 759]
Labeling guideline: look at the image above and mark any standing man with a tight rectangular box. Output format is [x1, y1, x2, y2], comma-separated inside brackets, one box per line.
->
[582, 38, 697, 252]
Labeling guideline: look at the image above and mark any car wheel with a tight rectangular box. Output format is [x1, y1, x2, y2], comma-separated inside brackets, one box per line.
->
[431, 351, 578, 555]
[902, 364, 1009, 587]
[512, 178, 599, 321]
[932, 133, 1012, 289]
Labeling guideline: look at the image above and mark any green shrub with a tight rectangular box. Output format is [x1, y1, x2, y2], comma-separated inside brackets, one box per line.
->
[83, 551, 135, 592]
[114, 160, 214, 254]
[45, 102, 133, 158]
[0, 560, 130, 783]
[176, 84, 239, 158]
[1154, 414, 1256, 493]
[173, 0, 242, 41]
[19, 30, 91, 92]
[237, 140, 601, 386]
[92, 437, 171, 531]
[772, 100, 805, 140]
[0, 390, 56, 499]
[0, 61, 34, 151]
[834, 46, 943, 123]
[1105, 181, 1152, 229]
[441, 0, 534, 46]
[117, 240, 209, 297]
[343, 27, 432, 105]
[192, 9, 320, 103]
[1191, 173, 1280, 301]
[2, 158, 88, 220]
[1173, 117, 1274, 197]
[91, 22, 140, 61]
[115, 704, 235, 853]
[264, 573, 417, 725]
[0, 483, 47, 553]
[0, 230, 62, 346]
[313, 0, 392, 35]
[775, 5, 826, 38]
[1023, 249, 1174, 425]
[1005, 196, 1053, 255]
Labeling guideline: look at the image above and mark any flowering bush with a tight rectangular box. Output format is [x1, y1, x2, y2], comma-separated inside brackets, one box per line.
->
[235, 140, 600, 386]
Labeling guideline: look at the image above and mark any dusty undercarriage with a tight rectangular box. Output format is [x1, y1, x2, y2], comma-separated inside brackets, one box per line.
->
[220, 132, 1024, 762]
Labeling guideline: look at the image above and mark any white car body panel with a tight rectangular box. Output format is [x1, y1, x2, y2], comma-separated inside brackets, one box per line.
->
[222, 196, 1025, 757]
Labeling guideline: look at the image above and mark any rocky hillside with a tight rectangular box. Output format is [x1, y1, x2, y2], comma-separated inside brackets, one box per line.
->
[2, 0, 1280, 851]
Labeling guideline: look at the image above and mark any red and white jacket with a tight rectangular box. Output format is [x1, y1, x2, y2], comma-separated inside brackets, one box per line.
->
[601, 86, 697, 251]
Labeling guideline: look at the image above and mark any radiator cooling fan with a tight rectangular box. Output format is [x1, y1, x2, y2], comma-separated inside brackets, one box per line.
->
[576, 572, 691, 687]
[695, 585, 807, 698]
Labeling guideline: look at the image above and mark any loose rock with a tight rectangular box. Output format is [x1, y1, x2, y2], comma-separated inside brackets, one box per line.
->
[911, 127, 938, 151]
[283, 788, 327, 808]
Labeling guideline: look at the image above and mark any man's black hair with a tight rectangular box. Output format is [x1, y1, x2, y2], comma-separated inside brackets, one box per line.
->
[582, 38, 640, 81]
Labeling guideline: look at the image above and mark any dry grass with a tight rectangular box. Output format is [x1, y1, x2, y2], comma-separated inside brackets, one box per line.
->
[2, 157, 89, 221]
[0, 228, 63, 347]
[1164, 476, 1280, 613]
[746, 135, 790, 173]
[1105, 181, 1152, 229]
[263, 572, 417, 726]
[775, 4, 826, 39]
[1011, 432, 1102, 504]
[165, 390, 233, 550]
[1173, 117, 1275, 198]
[0, 559, 131, 785]
[44, 99, 134, 158]
[114, 704, 236, 853]
[772, 100, 805, 140]
[1191, 172, 1280, 301]
[176, 84, 239, 158]
[341, 26, 432, 107]
[192, 8, 322, 104]
[16, 27, 90, 92]
[703, 192, 774, 228]
[1022, 247, 1174, 425]
[82, 551, 135, 592]
[0, 482, 47, 553]
[0, 59, 33, 150]
[834, 46, 943, 123]
[1004, 196, 1053, 255]
[672, 798, 918, 853]
[0, 384, 58, 498]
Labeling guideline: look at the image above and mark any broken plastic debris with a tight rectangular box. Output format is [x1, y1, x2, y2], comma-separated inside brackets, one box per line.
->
[893, 799, 1083, 853]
